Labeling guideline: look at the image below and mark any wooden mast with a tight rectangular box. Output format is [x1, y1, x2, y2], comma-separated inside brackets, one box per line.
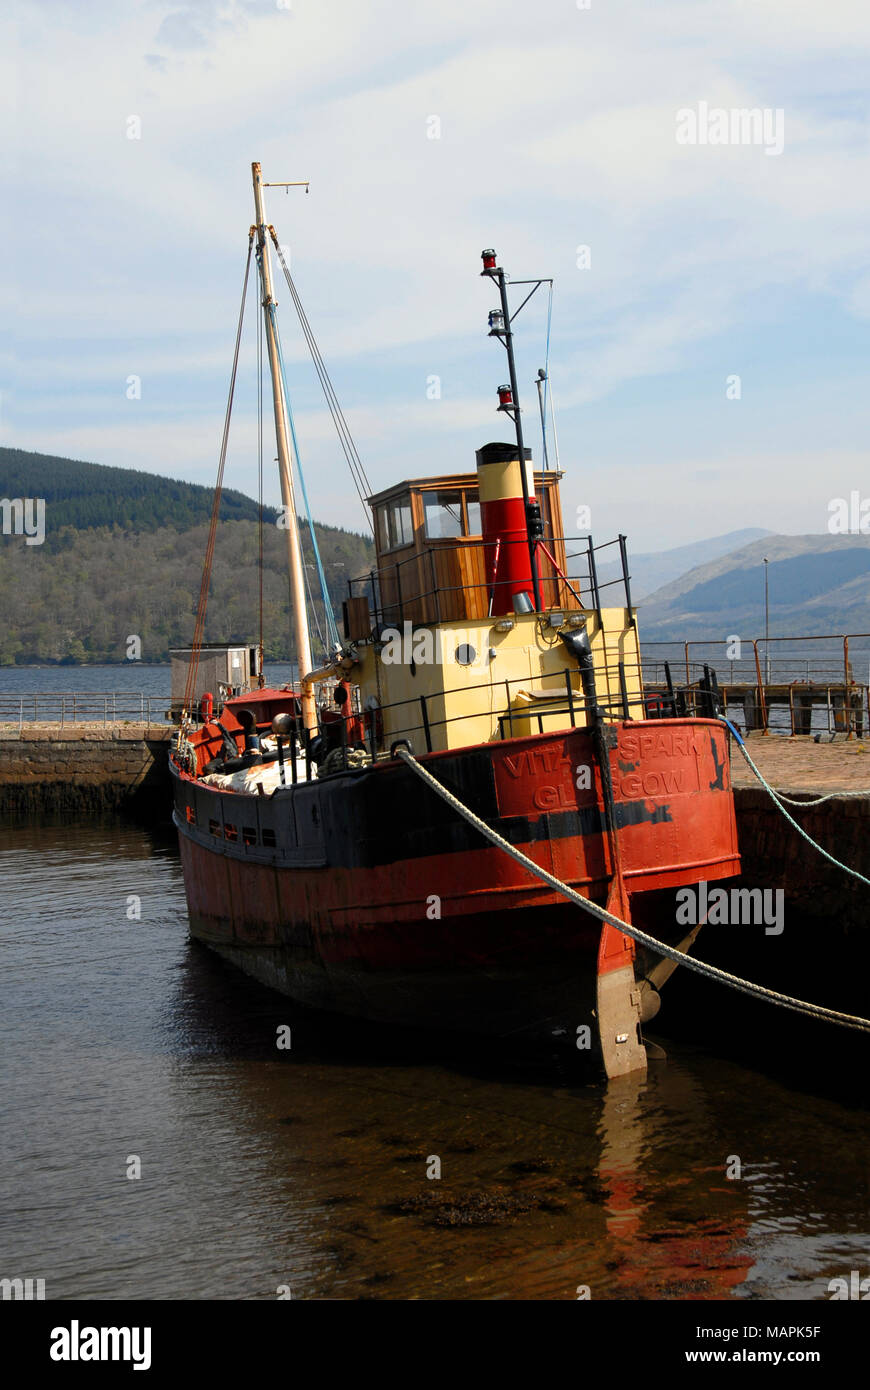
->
[251, 160, 316, 731]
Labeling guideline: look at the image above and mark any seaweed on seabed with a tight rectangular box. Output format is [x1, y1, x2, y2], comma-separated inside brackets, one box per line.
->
[386, 1191, 535, 1227]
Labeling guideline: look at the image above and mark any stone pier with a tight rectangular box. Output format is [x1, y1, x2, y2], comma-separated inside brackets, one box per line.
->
[0, 723, 174, 814]
[731, 734, 870, 923]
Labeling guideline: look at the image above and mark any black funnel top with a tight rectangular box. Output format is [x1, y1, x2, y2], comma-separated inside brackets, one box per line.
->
[475, 442, 532, 467]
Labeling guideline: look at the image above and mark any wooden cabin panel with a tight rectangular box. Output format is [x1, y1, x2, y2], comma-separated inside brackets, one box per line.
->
[377, 544, 416, 625]
[457, 543, 489, 621]
[431, 544, 466, 622]
[370, 470, 582, 627]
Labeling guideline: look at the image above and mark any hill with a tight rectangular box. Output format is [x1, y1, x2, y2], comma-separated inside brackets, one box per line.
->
[638, 534, 870, 640]
[0, 449, 373, 664]
[609, 528, 772, 600]
[0, 447, 279, 538]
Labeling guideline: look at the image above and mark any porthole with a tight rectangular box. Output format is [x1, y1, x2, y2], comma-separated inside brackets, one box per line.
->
[455, 643, 476, 666]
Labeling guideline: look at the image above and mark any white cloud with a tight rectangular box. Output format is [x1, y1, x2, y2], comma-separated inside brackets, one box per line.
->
[6, 0, 870, 551]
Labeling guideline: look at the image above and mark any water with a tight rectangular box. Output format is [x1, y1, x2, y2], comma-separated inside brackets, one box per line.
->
[1, 817, 867, 1301]
[0, 663, 296, 724]
[4, 659, 864, 735]
[0, 664, 296, 695]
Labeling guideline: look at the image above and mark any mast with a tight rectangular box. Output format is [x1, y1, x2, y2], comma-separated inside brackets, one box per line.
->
[481, 249, 543, 612]
[251, 161, 316, 730]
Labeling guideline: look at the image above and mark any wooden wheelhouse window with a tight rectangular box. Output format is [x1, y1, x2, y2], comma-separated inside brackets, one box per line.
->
[423, 490, 464, 539]
[423, 489, 482, 539]
[376, 496, 413, 553]
[262, 828, 277, 848]
[242, 826, 257, 847]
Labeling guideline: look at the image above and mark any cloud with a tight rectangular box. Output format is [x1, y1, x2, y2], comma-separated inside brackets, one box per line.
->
[6, 0, 870, 551]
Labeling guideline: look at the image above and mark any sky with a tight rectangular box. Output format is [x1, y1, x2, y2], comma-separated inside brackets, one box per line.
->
[3, 0, 870, 552]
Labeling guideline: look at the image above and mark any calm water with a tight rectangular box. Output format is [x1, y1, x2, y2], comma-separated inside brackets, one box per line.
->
[0, 664, 297, 694]
[1, 817, 868, 1301]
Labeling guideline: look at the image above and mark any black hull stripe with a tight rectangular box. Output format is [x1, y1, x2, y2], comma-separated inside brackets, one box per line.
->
[171, 755, 675, 872]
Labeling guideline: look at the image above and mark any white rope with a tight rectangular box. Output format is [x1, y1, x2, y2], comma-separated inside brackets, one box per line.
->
[395, 747, 870, 1034]
[721, 718, 870, 887]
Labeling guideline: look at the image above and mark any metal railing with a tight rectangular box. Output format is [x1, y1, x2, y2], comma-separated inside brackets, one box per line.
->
[350, 659, 718, 759]
[642, 635, 870, 737]
[642, 634, 870, 686]
[348, 533, 635, 630]
[182, 659, 723, 786]
[0, 693, 172, 728]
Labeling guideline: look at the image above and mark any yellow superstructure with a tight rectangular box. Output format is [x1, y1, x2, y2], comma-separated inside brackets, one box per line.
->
[353, 607, 641, 753]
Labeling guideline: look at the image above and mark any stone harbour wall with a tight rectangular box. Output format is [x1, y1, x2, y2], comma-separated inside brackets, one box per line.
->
[732, 785, 869, 925]
[0, 723, 174, 814]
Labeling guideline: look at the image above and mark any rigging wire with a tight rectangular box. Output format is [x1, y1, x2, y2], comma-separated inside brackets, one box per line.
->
[277, 245, 372, 504]
[541, 281, 553, 470]
[301, 544, 327, 655]
[182, 231, 254, 726]
[267, 301, 341, 654]
[548, 368, 561, 473]
[269, 231, 374, 533]
[542, 281, 561, 471]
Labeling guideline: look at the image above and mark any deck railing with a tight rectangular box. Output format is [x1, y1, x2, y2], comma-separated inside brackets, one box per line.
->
[329, 658, 727, 762]
[348, 533, 635, 630]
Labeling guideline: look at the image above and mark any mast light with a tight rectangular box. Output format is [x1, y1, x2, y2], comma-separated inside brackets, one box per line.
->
[481, 248, 498, 271]
[497, 384, 513, 410]
[488, 309, 505, 335]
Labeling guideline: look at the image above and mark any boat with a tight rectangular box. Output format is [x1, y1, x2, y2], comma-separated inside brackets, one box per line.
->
[169, 163, 741, 1079]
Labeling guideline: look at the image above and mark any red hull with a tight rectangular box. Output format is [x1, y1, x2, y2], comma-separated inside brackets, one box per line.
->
[172, 718, 740, 1045]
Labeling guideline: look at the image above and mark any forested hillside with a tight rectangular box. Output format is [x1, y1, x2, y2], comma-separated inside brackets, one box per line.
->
[0, 447, 277, 538]
[0, 449, 373, 664]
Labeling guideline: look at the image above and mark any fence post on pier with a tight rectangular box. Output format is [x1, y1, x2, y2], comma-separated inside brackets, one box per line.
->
[752, 640, 769, 735]
[788, 684, 795, 736]
[844, 637, 854, 738]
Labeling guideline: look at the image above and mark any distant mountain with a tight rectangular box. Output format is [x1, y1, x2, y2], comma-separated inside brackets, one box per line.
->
[600, 528, 772, 601]
[638, 534, 870, 640]
[0, 448, 373, 665]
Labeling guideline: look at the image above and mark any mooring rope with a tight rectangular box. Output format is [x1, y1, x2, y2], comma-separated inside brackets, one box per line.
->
[719, 717, 870, 887]
[395, 746, 870, 1034]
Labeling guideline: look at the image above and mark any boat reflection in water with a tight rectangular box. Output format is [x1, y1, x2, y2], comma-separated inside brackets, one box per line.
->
[165, 945, 758, 1301]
